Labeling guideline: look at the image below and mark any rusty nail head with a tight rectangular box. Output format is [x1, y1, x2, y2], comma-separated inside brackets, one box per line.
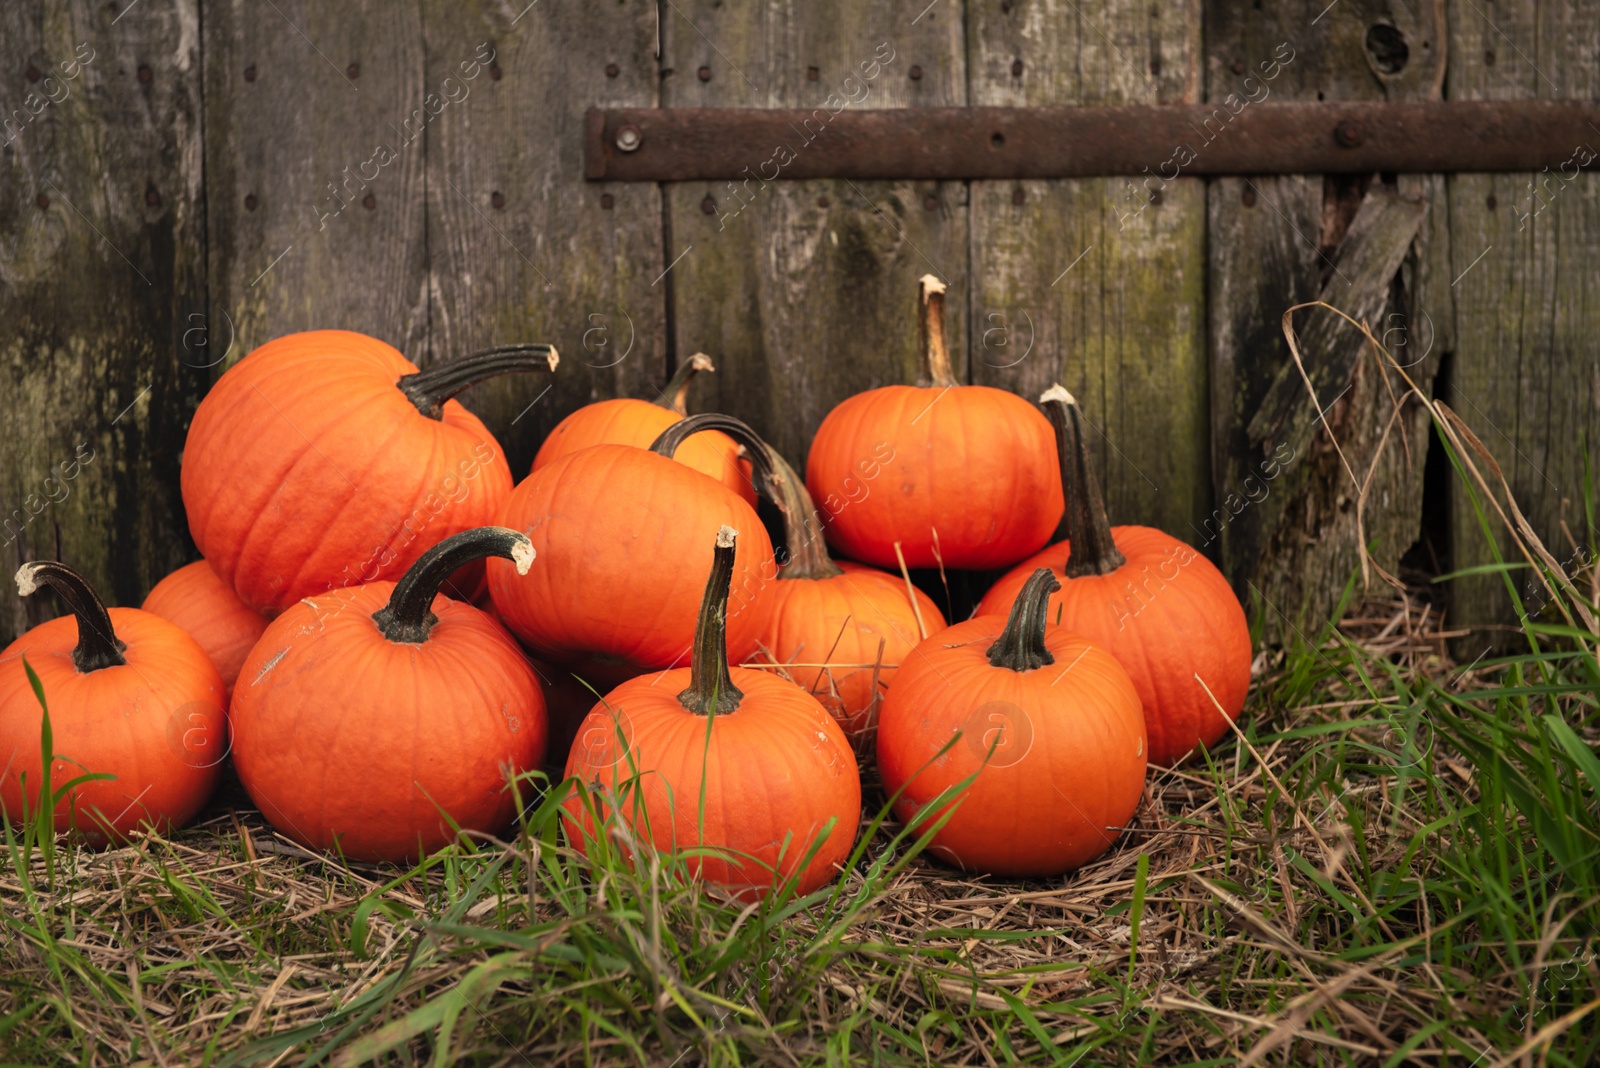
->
[600, 193, 615, 209]
[909, 65, 923, 80]
[818, 194, 830, 207]
[1232, 59, 1245, 75]
[491, 191, 506, 209]
[701, 195, 716, 215]
[244, 64, 256, 82]
[36, 193, 50, 210]
[25, 65, 41, 82]
[137, 65, 152, 83]
[346, 62, 360, 79]
[1242, 188, 1257, 207]
[697, 66, 711, 82]
[1011, 58, 1023, 77]
[1335, 119, 1365, 147]
[245, 194, 258, 211]
[923, 194, 938, 210]
[616, 124, 642, 152]
[807, 66, 819, 81]
[146, 186, 160, 206]
[489, 63, 502, 80]
[605, 62, 620, 78]
[1012, 186, 1025, 205]
[362, 193, 376, 210]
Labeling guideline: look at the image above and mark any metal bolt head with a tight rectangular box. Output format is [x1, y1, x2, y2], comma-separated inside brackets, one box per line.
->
[615, 124, 642, 152]
[1335, 119, 1365, 147]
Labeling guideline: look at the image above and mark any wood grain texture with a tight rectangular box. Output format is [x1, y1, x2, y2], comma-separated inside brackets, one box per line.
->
[203, 0, 428, 361]
[660, 0, 968, 470]
[421, 0, 665, 477]
[0, 0, 205, 645]
[1205, 0, 1450, 640]
[967, 0, 1208, 539]
[1444, 0, 1600, 639]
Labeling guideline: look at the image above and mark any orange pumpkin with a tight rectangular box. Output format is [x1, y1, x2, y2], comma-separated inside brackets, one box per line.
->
[0, 562, 226, 844]
[181, 330, 556, 616]
[532, 353, 755, 504]
[141, 560, 268, 698]
[230, 528, 547, 863]
[489, 415, 778, 686]
[877, 568, 1146, 877]
[975, 386, 1252, 766]
[805, 276, 1062, 570]
[564, 526, 861, 899]
[734, 425, 946, 738]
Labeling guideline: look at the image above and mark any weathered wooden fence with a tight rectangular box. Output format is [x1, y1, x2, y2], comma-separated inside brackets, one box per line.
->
[3, 0, 1596, 648]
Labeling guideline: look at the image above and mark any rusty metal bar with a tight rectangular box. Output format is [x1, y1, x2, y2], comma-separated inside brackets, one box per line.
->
[585, 101, 1600, 182]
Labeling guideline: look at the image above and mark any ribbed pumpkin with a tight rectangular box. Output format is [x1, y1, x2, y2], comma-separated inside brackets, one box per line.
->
[975, 387, 1252, 766]
[230, 528, 547, 863]
[878, 569, 1146, 878]
[489, 414, 777, 687]
[805, 276, 1062, 569]
[0, 562, 226, 844]
[564, 527, 861, 899]
[142, 560, 268, 697]
[532, 353, 754, 504]
[720, 418, 946, 738]
[182, 329, 556, 616]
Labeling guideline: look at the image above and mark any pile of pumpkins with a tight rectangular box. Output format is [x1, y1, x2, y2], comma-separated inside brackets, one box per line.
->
[0, 277, 1250, 894]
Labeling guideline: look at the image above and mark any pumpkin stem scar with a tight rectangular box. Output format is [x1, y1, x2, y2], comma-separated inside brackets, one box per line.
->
[988, 567, 1060, 672]
[372, 526, 533, 643]
[397, 343, 559, 419]
[656, 352, 715, 415]
[917, 274, 958, 389]
[678, 525, 746, 715]
[15, 560, 128, 672]
[1040, 385, 1127, 578]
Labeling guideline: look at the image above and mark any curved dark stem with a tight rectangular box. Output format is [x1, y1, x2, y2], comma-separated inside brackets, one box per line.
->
[650, 413, 840, 579]
[678, 526, 745, 715]
[987, 568, 1060, 672]
[372, 527, 533, 643]
[655, 352, 715, 415]
[1041, 385, 1127, 577]
[398, 344, 559, 419]
[918, 274, 958, 389]
[15, 561, 126, 672]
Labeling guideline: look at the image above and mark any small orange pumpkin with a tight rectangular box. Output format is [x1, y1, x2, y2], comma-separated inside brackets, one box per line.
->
[730, 423, 946, 738]
[230, 528, 546, 863]
[490, 415, 778, 686]
[805, 276, 1062, 570]
[0, 562, 226, 844]
[182, 330, 556, 616]
[877, 568, 1146, 878]
[564, 526, 861, 899]
[975, 386, 1252, 766]
[142, 560, 269, 698]
[532, 353, 755, 504]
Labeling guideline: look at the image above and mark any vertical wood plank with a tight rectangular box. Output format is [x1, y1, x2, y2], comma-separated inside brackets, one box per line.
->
[968, 0, 1208, 539]
[660, 1, 968, 468]
[1, 0, 204, 644]
[422, 0, 665, 476]
[203, 0, 428, 361]
[1444, 0, 1600, 637]
[1205, 0, 1450, 640]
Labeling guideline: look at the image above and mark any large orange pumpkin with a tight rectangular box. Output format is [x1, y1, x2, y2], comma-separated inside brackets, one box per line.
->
[975, 386, 1252, 766]
[489, 415, 777, 687]
[564, 526, 861, 899]
[877, 568, 1146, 878]
[805, 276, 1062, 570]
[182, 330, 556, 616]
[730, 422, 946, 738]
[142, 560, 268, 698]
[532, 352, 754, 504]
[0, 562, 226, 845]
[230, 528, 547, 863]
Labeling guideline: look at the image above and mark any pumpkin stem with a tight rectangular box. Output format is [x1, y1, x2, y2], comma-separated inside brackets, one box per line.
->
[398, 344, 560, 419]
[372, 527, 534, 643]
[650, 414, 842, 580]
[678, 526, 746, 715]
[15, 561, 127, 673]
[1041, 385, 1127, 577]
[987, 567, 1060, 672]
[918, 274, 958, 389]
[655, 352, 715, 415]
